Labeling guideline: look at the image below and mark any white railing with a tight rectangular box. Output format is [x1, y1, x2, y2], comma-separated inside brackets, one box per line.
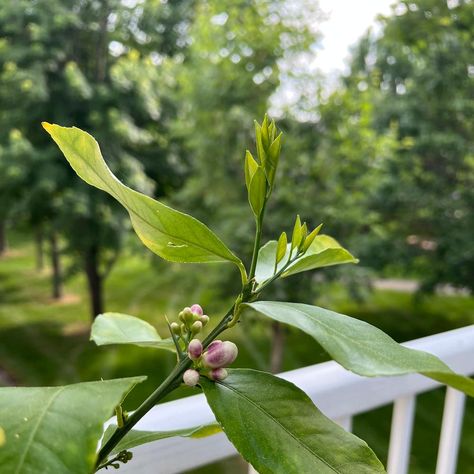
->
[118, 325, 474, 474]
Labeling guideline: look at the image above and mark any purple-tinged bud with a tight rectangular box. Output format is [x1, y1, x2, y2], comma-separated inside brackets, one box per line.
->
[202, 341, 238, 369]
[191, 321, 203, 335]
[188, 339, 203, 360]
[190, 304, 203, 315]
[200, 315, 209, 326]
[183, 369, 200, 387]
[209, 368, 228, 381]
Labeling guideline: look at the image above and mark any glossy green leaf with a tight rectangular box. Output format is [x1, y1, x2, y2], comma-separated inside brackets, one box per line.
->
[201, 369, 384, 474]
[247, 302, 474, 396]
[42, 124, 244, 273]
[91, 313, 175, 351]
[255, 234, 358, 283]
[244, 150, 258, 191]
[276, 232, 288, 265]
[102, 423, 221, 456]
[248, 166, 267, 217]
[0, 377, 145, 474]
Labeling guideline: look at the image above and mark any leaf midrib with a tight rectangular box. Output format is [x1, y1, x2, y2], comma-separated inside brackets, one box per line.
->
[217, 381, 339, 474]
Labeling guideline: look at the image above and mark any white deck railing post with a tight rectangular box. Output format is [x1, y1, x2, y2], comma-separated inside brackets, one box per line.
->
[435, 387, 466, 474]
[386, 395, 416, 474]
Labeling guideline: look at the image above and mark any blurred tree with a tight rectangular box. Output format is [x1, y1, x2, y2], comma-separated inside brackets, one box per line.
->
[346, 0, 474, 290]
[0, 0, 190, 315]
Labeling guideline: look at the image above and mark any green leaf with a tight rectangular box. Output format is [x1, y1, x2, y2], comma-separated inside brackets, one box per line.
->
[91, 313, 175, 351]
[291, 215, 302, 251]
[255, 234, 357, 283]
[201, 369, 384, 474]
[0, 377, 145, 474]
[248, 166, 267, 217]
[266, 132, 282, 186]
[247, 302, 474, 396]
[254, 121, 267, 169]
[42, 124, 244, 272]
[102, 423, 221, 456]
[276, 232, 288, 265]
[244, 150, 258, 191]
[284, 235, 358, 277]
[302, 223, 323, 252]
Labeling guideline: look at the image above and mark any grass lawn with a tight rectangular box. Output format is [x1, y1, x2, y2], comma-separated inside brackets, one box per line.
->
[0, 237, 473, 473]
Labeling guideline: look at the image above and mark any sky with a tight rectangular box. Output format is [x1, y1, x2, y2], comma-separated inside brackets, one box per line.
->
[314, 0, 395, 75]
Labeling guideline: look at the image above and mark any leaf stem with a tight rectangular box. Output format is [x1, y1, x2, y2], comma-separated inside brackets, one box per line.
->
[248, 204, 266, 281]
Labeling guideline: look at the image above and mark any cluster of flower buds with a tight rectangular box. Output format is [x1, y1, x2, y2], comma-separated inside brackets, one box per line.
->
[183, 339, 238, 387]
[170, 303, 209, 339]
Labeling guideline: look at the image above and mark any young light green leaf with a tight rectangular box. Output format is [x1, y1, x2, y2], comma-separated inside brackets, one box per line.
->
[303, 223, 323, 252]
[0, 377, 145, 474]
[201, 369, 384, 474]
[102, 423, 221, 456]
[266, 132, 282, 186]
[247, 302, 474, 397]
[244, 150, 259, 191]
[254, 121, 267, 169]
[284, 235, 358, 277]
[291, 215, 302, 251]
[298, 222, 308, 251]
[248, 166, 267, 217]
[255, 234, 357, 283]
[91, 313, 175, 351]
[42, 123, 245, 274]
[276, 232, 288, 265]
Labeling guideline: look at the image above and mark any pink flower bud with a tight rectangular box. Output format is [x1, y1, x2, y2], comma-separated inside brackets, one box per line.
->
[209, 368, 228, 381]
[202, 341, 238, 369]
[190, 304, 203, 315]
[188, 339, 203, 360]
[183, 369, 200, 387]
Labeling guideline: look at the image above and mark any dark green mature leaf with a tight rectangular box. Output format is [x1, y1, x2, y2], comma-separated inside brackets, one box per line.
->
[201, 369, 385, 474]
[255, 235, 358, 283]
[248, 166, 267, 217]
[102, 423, 221, 456]
[0, 377, 145, 474]
[42, 124, 245, 276]
[91, 313, 175, 351]
[248, 302, 474, 396]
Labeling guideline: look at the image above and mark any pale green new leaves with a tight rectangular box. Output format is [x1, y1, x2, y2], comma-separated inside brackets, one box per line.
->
[247, 302, 474, 396]
[0, 377, 145, 474]
[42, 123, 246, 280]
[202, 369, 384, 474]
[91, 313, 175, 351]
[255, 234, 358, 283]
[102, 423, 221, 457]
[276, 232, 288, 265]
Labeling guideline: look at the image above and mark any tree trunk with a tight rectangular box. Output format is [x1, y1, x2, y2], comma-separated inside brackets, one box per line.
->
[49, 232, 63, 300]
[35, 228, 45, 271]
[0, 220, 7, 255]
[270, 321, 286, 374]
[84, 245, 104, 319]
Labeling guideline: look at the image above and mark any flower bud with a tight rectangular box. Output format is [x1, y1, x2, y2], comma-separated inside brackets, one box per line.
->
[170, 322, 180, 335]
[200, 315, 209, 326]
[181, 307, 194, 324]
[188, 339, 203, 360]
[209, 368, 228, 381]
[191, 320, 203, 335]
[183, 369, 200, 387]
[202, 340, 238, 369]
[190, 304, 203, 316]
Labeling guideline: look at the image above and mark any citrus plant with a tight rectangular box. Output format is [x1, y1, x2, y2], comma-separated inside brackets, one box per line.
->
[1, 117, 473, 473]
